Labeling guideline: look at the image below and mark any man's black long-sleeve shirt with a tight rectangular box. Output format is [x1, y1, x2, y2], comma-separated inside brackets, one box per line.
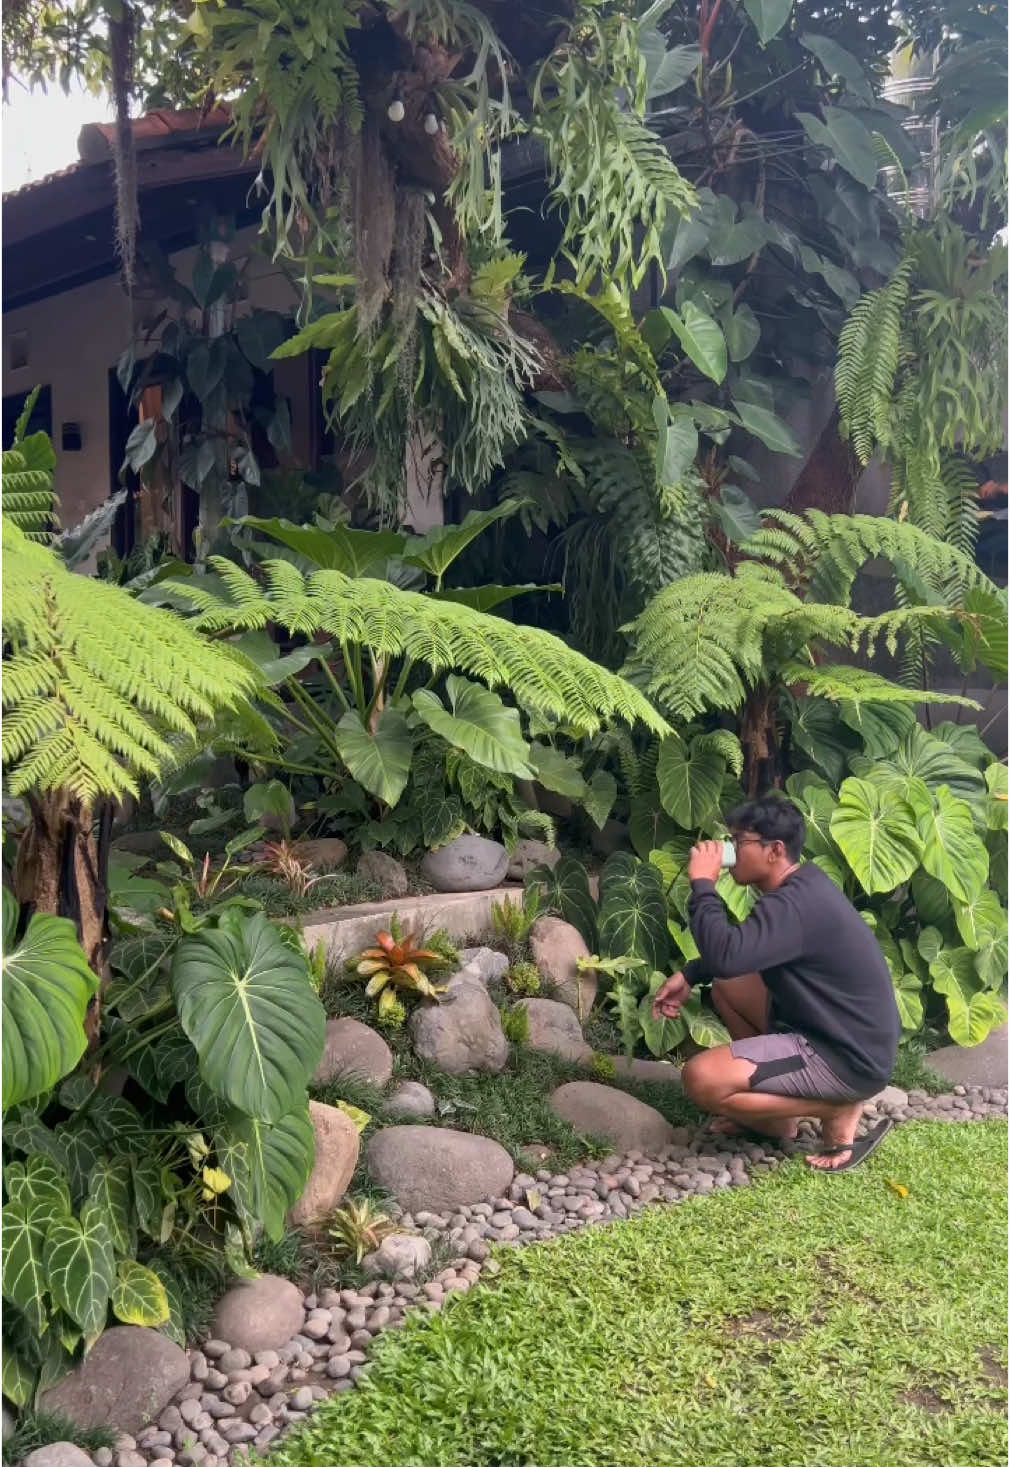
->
[683, 864, 901, 1092]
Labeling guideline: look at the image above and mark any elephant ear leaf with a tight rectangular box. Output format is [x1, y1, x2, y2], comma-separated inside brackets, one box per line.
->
[172, 912, 325, 1123]
[2, 889, 99, 1112]
[829, 778, 922, 894]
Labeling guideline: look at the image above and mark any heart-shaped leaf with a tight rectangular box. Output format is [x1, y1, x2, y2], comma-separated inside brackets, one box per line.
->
[214, 1104, 316, 1243]
[2, 890, 99, 1112]
[87, 1158, 135, 1257]
[723, 304, 761, 362]
[598, 854, 669, 968]
[584, 769, 617, 830]
[414, 678, 533, 779]
[45, 1200, 116, 1338]
[402, 502, 525, 584]
[112, 1260, 170, 1327]
[928, 946, 1007, 1046]
[1, 1199, 54, 1332]
[334, 708, 413, 806]
[743, 0, 793, 44]
[172, 913, 325, 1123]
[797, 107, 879, 188]
[530, 742, 587, 800]
[657, 732, 725, 830]
[525, 856, 597, 949]
[730, 398, 802, 456]
[830, 778, 922, 894]
[917, 785, 989, 904]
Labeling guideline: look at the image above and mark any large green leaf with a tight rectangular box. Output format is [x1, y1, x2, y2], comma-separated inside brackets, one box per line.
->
[87, 1157, 135, 1257]
[861, 726, 987, 817]
[433, 584, 557, 614]
[232, 517, 405, 577]
[730, 398, 802, 456]
[928, 946, 1007, 1046]
[829, 778, 922, 895]
[788, 698, 856, 785]
[413, 677, 533, 779]
[530, 742, 587, 800]
[839, 700, 917, 760]
[917, 785, 989, 904]
[892, 970, 924, 1031]
[44, 1200, 116, 1338]
[402, 501, 524, 584]
[662, 302, 727, 384]
[112, 1260, 170, 1327]
[333, 708, 413, 806]
[953, 890, 1008, 986]
[4, 1155, 72, 1217]
[2, 891, 99, 1112]
[525, 857, 598, 948]
[172, 912, 326, 1124]
[931, 722, 993, 770]
[800, 33, 873, 100]
[985, 762, 1008, 832]
[723, 305, 761, 363]
[683, 996, 732, 1048]
[638, 987, 685, 1058]
[630, 787, 682, 861]
[742, 0, 793, 44]
[797, 106, 879, 188]
[796, 785, 839, 859]
[1, 1200, 54, 1333]
[598, 855, 669, 968]
[584, 769, 617, 830]
[214, 1104, 316, 1243]
[656, 732, 725, 831]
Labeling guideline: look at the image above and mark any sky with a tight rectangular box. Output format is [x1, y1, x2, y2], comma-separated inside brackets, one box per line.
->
[2, 82, 113, 191]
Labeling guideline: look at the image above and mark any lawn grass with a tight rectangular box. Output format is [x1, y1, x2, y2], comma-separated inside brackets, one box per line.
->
[270, 1121, 1007, 1467]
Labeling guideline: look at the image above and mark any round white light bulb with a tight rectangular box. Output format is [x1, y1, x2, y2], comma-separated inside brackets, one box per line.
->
[387, 99, 405, 123]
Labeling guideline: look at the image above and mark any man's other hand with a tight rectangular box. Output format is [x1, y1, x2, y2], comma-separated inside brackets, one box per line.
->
[652, 972, 692, 1020]
[688, 839, 723, 884]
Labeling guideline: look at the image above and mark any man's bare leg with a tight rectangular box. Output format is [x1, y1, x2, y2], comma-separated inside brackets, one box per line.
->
[683, 1048, 864, 1166]
[706, 977, 798, 1141]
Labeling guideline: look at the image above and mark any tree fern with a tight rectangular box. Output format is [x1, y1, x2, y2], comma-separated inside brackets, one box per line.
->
[166, 556, 669, 739]
[1, 393, 57, 542]
[2, 521, 263, 805]
[835, 256, 913, 464]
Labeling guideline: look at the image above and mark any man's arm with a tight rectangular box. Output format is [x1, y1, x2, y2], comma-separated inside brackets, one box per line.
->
[689, 880, 805, 976]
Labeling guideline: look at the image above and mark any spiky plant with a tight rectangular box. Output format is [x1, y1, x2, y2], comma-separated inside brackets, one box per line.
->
[327, 1198, 399, 1264]
[351, 927, 448, 1022]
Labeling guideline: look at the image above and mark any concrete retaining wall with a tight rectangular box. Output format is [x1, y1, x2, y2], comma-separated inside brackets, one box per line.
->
[300, 885, 524, 964]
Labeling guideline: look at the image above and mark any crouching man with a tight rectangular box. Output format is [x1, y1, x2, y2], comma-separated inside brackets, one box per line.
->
[653, 796, 900, 1172]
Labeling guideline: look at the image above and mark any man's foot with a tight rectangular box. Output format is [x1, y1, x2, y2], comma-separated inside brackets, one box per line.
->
[804, 1102, 864, 1169]
[804, 1143, 855, 1171]
[708, 1116, 799, 1140]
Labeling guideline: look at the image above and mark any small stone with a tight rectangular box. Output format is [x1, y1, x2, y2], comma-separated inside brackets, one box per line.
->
[203, 1341, 229, 1359]
[223, 1381, 251, 1406]
[290, 1387, 314, 1411]
[254, 1427, 279, 1449]
[24, 1450, 95, 1467]
[217, 1347, 251, 1373]
[159, 1407, 184, 1434]
[179, 1400, 204, 1427]
[189, 1352, 208, 1382]
[94, 1452, 114, 1467]
[383, 1081, 437, 1120]
[302, 1316, 331, 1340]
[221, 1423, 257, 1445]
[253, 1350, 280, 1369]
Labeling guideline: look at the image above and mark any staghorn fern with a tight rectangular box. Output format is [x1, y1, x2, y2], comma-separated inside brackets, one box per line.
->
[166, 556, 669, 740]
[2, 520, 264, 805]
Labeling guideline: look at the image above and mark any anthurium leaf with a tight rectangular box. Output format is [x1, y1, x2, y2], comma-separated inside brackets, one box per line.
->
[662, 302, 727, 384]
[413, 678, 534, 779]
[112, 1259, 170, 1327]
[730, 398, 803, 456]
[213, 1104, 316, 1243]
[172, 912, 325, 1124]
[334, 708, 413, 806]
[525, 857, 597, 949]
[402, 501, 525, 582]
[584, 769, 618, 830]
[657, 731, 725, 830]
[797, 107, 879, 188]
[742, 0, 793, 44]
[598, 854, 669, 968]
[916, 785, 988, 903]
[530, 742, 587, 800]
[2, 890, 100, 1111]
[713, 485, 762, 544]
[4, 1155, 72, 1215]
[829, 777, 922, 894]
[44, 1200, 116, 1337]
[232, 516, 406, 577]
[800, 34, 874, 100]
[87, 1158, 136, 1257]
[1, 1199, 54, 1333]
[723, 304, 761, 362]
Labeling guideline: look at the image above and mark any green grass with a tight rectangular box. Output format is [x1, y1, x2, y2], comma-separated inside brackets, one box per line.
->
[3, 1412, 117, 1466]
[269, 1121, 1007, 1467]
[892, 1038, 956, 1096]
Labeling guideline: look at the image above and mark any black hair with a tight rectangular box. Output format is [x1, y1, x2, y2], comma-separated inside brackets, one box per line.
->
[727, 795, 806, 862]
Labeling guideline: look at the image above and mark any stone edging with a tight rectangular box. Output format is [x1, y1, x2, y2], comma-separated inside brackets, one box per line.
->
[29, 1085, 1008, 1467]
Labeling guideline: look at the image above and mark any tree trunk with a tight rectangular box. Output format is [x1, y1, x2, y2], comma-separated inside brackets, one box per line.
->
[739, 687, 780, 797]
[783, 409, 860, 516]
[15, 792, 111, 1045]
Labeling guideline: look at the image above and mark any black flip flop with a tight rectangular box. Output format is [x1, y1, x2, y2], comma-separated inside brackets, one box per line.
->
[804, 1118, 894, 1174]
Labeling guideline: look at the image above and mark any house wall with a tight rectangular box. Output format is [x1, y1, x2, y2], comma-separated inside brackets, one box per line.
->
[2, 226, 303, 531]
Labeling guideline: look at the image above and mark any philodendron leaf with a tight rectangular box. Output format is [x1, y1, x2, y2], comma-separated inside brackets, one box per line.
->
[1, 1199, 53, 1333]
[829, 778, 922, 895]
[916, 785, 989, 904]
[743, 0, 793, 44]
[172, 912, 325, 1124]
[730, 398, 802, 457]
[402, 500, 525, 583]
[414, 678, 534, 779]
[797, 106, 879, 188]
[682, 996, 731, 1048]
[598, 854, 669, 968]
[928, 946, 1007, 1046]
[525, 857, 597, 949]
[662, 303, 727, 384]
[112, 1259, 170, 1327]
[44, 1200, 116, 1338]
[214, 1104, 316, 1243]
[2, 889, 100, 1112]
[530, 742, 587, 800]
[231, 516, 406, 576]
[638, 988, 685, 1057]
[584, 769, 618, 830]
[656, 731, 725, 830]
[953, 890, 1008, 987]
[334, 708, 413, 806]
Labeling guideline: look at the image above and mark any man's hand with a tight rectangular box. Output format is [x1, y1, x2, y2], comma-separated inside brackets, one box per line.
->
[688, 839, 724, 884]
[652, 972, 692, 1021]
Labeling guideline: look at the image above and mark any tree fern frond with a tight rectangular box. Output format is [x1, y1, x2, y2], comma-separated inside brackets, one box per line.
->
[1, 432, 58, 541]
[693, 729, 744, 777]
[166, 558, 669, 739]
[2, 522, 264, 805]
[780, 661, 981, 709]
[835, 257, 913, 464]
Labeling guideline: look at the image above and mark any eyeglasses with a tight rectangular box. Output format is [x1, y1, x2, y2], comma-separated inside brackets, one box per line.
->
[731, 836, 772, 848]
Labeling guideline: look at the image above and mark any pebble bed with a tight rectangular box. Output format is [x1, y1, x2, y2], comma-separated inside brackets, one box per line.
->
[59, 1085, 1009, 1467]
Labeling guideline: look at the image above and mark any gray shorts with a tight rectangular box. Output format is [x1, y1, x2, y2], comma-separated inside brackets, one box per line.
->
[731, 1032, 869, 1103]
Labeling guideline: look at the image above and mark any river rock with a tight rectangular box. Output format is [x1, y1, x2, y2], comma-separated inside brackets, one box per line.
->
[356, 851, 409, 898]
[383, 1080, 436, 1119]
[458, 947, 510, 984]
[292, 837, 347, 871]
[529, 917, 596, 1014]
[362, 1234, 432, 1280]
[516, 998, 592, 1063]
[367, 1126, 514, 1212]
[409, 973, 508, 1075]
[210, 1276, 305, 1354]
[24, 1448, 95, 1467]
[288, 1101, 359, 1227]
[39, 1328, 190, 1434]
[313, 1017, 393, 1088]
[548, 1081, 676, 1155]
[507, 840, 560, 881]
[420, 834, 508, 892]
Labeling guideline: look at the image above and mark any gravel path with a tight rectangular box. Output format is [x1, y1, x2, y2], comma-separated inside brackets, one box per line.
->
[63, 1085, 1007, 1467]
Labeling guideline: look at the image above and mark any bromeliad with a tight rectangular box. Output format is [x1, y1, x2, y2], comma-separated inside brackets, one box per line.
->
[352, 927, 448, 1021]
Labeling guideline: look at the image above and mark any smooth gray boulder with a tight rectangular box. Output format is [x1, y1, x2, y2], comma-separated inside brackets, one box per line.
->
[24, 1447, 95, 1467]
[313, 1017, 393, 1088]
[409, 973, 509, 1075]
[383, 1080, 437, 1119]
[209, 1275, 305, 1354]
[507, 839, 560, 881]
[362, 1234, 432, 1280]
[356, 850, 409, 898]
[39, 1328, 190, 1434]
[549, 1081, 676, 1155]
[420, 834, 509, 892]
[367, 1126, 514, 1212]
[516, 998, 592, 1063]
